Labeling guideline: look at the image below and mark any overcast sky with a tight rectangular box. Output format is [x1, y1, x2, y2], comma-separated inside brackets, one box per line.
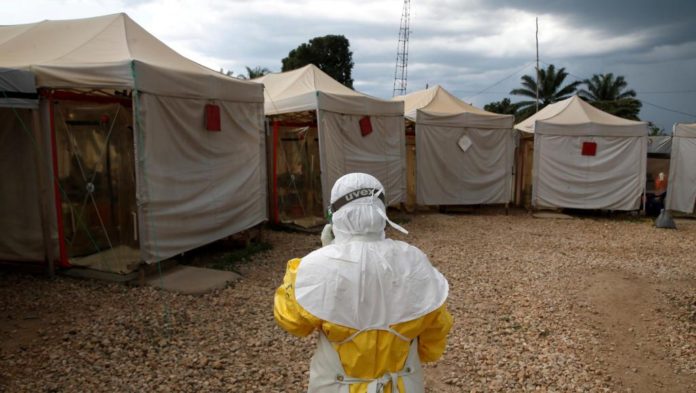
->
[5, 0, 696, 130]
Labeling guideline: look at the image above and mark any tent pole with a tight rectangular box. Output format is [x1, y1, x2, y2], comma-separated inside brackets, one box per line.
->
[32, 107, 55, 277]
[47, 92, 69, 268]
[272, 120, 280, 224]
[535, 17, 540, 113]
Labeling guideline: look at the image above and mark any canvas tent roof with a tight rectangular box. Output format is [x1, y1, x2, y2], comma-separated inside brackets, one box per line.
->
[0, 68, 37, 108]
[255, 64, 402, 116]
[0, 13, 262, 102]
[394, 85, 513, 128]
[674, 122, 696, 138]
[648, 135, 672, 155]
[515, 95, 647, 136]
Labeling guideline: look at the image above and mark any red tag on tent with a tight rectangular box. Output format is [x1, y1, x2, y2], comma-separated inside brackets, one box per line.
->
[581, 141, 597, 156]
[359, 116, 373, 137]
[205, 104, 221, 131]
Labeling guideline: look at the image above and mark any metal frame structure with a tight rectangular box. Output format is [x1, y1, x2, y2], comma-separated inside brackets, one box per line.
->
[392, 0, 411, 97]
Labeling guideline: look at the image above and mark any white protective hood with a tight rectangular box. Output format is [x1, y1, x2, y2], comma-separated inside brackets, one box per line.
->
[666, 123, 696, 213]
[394, 85, 515, 205]
[295, 173, 448, 330]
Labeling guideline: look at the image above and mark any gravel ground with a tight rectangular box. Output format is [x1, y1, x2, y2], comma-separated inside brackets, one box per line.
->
[1, 211, 695, 392]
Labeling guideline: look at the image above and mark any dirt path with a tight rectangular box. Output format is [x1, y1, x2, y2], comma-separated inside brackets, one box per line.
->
[582, 270, 695, 392]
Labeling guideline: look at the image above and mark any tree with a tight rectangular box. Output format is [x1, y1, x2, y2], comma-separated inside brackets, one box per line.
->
[219, 68, 235, 77]
[578, 73, 642, 120]
[647, 121, 665, 136]
[510, 64, 582, 118]
[484, 98, 520, 116]
[282, 35, 354, 88]
[237, 66, 271, 80]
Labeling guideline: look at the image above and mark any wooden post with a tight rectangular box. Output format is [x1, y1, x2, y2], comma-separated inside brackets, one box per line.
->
[32, 107, 56, 277]
[46, 92, 70, 268]
[271, 120, 280, 224]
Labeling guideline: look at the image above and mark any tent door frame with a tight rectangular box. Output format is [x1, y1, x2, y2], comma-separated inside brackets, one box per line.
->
[44, 90, 70, 268]
[43, 89, 135, 267]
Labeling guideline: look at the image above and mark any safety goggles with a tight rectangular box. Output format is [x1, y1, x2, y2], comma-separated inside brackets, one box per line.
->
[328, 188, 385, 215]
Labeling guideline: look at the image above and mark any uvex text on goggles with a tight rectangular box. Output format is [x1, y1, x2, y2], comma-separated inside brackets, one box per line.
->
[328, 188, 385, 215]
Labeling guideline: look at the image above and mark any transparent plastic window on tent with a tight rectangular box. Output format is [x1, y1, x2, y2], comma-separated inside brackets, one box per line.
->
[54, 100, 140, 273]
[275, 125, 324, 228]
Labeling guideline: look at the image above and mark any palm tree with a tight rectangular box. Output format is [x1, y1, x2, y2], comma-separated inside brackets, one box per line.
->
[510, 64, 582, 119]
[484, 98, 520, 116]
[578, 73, 642, 120]
[238, 66, 271, 80]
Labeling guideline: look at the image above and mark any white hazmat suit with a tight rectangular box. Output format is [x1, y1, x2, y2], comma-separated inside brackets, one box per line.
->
[274, 173, 452, 393]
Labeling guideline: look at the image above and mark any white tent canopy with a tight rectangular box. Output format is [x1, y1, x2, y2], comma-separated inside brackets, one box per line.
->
[515, 96, 647, 136]
[257, 64, 401, 116]
[516, 96, 648, 210]
[256, 64, 405, 207]
[0, 14, 260, 101]
[398, 85, 513, 128]
[0, 14, 266, 265]
[666, 123, 696, 213]
[394, 85, 515, 205]
[648, 135, 672, 155]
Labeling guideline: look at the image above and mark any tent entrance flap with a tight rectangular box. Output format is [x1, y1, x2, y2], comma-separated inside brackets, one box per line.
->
[272, 123, 324, 228]
[53, 99, 140, 273]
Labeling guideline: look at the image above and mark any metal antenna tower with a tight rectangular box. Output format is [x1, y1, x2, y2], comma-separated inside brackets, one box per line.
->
[392, 0, 411, 96]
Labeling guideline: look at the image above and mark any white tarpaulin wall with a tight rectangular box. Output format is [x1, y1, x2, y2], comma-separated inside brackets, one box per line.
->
[516, 96, 648, 210]
[416, 125, 515, 205]
[0, 14, 266, 264]
[0, 68, 55, 262]
[0, 109, 42, 260]
[666, 123, 696, 213]
[395, 85, 515, 205]
[135, 95, 266, 261]
[257, 65, 405, 207]
[0, 107, 46, 261]
[318, 110, 405, 206]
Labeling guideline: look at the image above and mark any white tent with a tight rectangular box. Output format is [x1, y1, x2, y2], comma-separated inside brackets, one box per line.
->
[256, 65, 405, 221]
[515, 96, 648, 210]
[648, 135, 672, 155]
[0, 14, 266, 269]
[666, 123, 696, 213]
[394, 85, 515, 205]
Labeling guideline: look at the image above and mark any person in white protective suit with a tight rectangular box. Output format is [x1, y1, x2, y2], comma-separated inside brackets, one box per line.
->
[274, 173, 452, 393]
